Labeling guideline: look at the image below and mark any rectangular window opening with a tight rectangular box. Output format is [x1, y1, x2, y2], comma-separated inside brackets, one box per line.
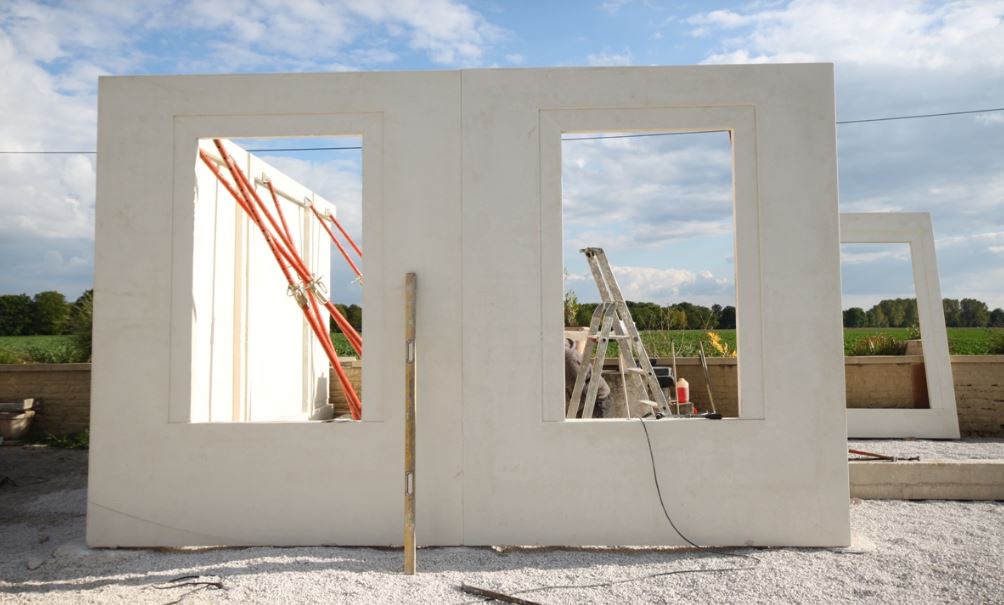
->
[841, 242, 930, 409]
[560, 130, 739, 420]
[191, 135, 364, 423]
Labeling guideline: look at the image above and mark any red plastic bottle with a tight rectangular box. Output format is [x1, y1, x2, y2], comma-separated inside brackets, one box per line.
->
[677, 377, 690, 403]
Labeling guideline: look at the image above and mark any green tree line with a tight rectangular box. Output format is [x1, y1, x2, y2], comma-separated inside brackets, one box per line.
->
[563, 291, 736, 330]
[329, 303, 363, 333]
[842, 297, 1004, 328]
[3, 290, 1002, 339]
[0, 290, 93, 337]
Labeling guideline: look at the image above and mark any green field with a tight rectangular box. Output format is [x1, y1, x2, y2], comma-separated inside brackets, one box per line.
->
[331, 333, 356, 357]
[631, 328, 1004, 358]
[0, 335, 88, 364]
[2, 327, 1002, 364]
[842, 327, 1004, 355]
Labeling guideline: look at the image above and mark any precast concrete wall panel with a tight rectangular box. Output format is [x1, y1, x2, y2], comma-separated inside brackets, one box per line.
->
[89, 66, 849, 548]
[460, 66, 848, 547]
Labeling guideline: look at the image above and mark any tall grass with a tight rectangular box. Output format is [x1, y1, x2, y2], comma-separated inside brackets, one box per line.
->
[0, 335, 88, 364]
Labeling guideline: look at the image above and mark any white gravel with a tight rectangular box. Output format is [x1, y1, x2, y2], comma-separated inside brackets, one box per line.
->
[2, 501, 1003, 604]
[3, 448, 1003, 604]
[848, 438, 1004, 460]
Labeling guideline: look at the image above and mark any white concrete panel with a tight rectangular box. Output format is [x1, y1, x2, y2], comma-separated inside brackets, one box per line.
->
[89, 72, 464, 547]
[841, 212, 960, 439]
[462, 65, 848, 547]
[91, 66, 848, 548]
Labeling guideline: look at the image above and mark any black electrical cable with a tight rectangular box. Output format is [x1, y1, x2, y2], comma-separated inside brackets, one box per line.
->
[459, 417, 759, 602]
[638, 417, 702, 548]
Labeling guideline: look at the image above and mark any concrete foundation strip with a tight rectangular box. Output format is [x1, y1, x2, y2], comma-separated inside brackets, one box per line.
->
[849, 459, 1004, 500]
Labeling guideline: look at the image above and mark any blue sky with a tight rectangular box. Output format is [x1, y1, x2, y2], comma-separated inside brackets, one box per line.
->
[1, 0, 1002, 310]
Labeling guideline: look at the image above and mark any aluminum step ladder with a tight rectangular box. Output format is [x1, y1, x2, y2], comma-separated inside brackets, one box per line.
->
[567, 248, 672, 419]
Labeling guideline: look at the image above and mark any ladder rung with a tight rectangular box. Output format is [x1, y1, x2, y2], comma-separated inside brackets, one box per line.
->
[638, 399, 659, 407]
[625, 368, 646, 374]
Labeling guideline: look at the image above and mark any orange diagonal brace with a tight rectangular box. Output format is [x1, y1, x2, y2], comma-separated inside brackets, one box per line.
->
[310, 204, 362, 281]
[330, 214, 362, 258]
[199, 143, 362, 419]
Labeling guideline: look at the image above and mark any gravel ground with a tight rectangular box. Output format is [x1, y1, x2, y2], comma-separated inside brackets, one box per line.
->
[848, 438, 1004, 460]
[2, 446, 1003, 604]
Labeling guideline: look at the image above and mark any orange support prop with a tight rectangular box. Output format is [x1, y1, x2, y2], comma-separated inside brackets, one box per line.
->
[330, 214, 362, 258]
[215, 145, 362, 356]
[199, 142, 363, 419]
[310, 204, 362, 281]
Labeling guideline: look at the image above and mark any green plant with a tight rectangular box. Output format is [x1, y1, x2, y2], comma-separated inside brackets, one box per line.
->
[847, 334, 907, 356]
[44, 430, 89, 449]
[988, 330, 1004, 355]
[71, 290, 93, 359]
[905, 324, 921, 341]
[23, 343, 89, 364]
[563, 289, 580, 328]
[0, 348, 25, 364]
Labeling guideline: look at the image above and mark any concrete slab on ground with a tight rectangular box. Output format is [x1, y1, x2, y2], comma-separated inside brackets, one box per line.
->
[850, 459, 1004, 500]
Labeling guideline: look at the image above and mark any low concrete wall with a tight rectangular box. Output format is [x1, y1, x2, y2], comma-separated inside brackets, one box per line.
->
[604, 357, 739, 418]
[1, 355, 1001, 435]
[845, 356, 929, 409]
[953, 356, 1004, 436]
[611, 355, 1004, 436]
[328, 358, 362, 418]
[850, 460, 1004, 500]
[0, 363, 90, 436]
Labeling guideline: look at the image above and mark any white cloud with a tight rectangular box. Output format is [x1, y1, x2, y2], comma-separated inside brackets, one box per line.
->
[684, 1, 1004, 308]
[687, 9, 754, 29]
[561, 131, 734, 246]
[840, 245, 911, 265]
[0, 0, 502, 299]
[586, 48, 634, 66]
[569, 264, 732, 305]
[600, 0, 632, 16]
[976, 112, 1004, 125]
[694, 1, 1004, 71]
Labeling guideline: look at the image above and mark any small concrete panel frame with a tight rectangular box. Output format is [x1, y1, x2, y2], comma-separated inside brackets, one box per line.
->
[91, 65, 849, 548]
[841, 212, 961, 439]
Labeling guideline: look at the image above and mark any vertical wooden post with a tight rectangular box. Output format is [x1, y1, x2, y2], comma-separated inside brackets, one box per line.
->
[404, 272, 417, 575]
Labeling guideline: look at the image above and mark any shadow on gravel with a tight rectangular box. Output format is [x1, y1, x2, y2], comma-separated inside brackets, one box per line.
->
[2, 445, 761, 598]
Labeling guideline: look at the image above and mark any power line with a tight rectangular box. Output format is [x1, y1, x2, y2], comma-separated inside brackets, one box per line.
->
[0, 150, 96, 155]
[1, 107, 1001, 155]
[246, 145, 362, 152]
[562, 107, 1003, 142]
[563, 129, 728, 141]
[837, 107, 1004, 125]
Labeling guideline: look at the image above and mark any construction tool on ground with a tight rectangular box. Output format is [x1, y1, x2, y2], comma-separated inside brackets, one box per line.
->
[567, 248, 670, 419]
[697, 341, 717, 415]
[404, 273, 417, 574]
[668, 341, 696, 415]
[848, 448, 919, 462]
